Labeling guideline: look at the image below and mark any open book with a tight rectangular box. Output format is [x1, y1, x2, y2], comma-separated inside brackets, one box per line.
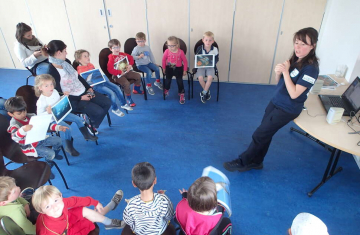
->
[202, 166, 232, 217]
[114, 57, 132, 78]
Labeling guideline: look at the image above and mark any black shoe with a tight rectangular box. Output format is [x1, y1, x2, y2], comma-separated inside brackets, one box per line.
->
[223, 159, 263, 172]
[206, 90, 211, 101]
[54, 155, 63, 160]
[200, 92, 206, 103]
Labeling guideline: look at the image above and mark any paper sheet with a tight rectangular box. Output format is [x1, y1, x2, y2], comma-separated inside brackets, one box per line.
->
[25, 114, 52, 145]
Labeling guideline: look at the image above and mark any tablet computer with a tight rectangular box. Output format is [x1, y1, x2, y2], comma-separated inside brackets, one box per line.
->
[51, 95, 72, 124]
[195, 54, 215, 68]
[80, 68, 106, 87]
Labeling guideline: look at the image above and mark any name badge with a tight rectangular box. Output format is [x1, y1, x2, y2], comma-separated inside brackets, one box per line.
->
[302, 75, 316, 84]
[290, 69, 299, 77]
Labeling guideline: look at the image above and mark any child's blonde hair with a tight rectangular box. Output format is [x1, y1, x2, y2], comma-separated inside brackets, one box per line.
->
[74, 49, 90, 64]
[188, 176, 217, 212]
[32, 185, 61, 213]
[203, 31, 214, 39]
[167, 36, 179, 47]
[34, 74, 56, 97]
[136, 32, 146, 40]
[0, 176, 16, 202]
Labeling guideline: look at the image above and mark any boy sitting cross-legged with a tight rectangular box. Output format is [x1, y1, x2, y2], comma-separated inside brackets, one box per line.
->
[122, 162, 176, 235]
[32, 185, 125, 235]
[0, 176, 36, 234]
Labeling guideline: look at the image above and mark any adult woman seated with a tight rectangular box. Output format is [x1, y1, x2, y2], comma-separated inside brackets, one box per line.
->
[14, 23, 49, 75]
[43, 40, 111, 131]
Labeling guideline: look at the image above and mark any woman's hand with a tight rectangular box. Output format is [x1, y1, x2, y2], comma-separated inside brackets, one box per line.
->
[46, 105, 52, 114]
[33, 50, 42, 58]
[81, 94, 91, 101]
[63, 91, 70, 96]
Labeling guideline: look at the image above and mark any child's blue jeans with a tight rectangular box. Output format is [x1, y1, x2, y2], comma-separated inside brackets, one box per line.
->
[62, 113, 84, 128]
[137, 63, 160, 85]
[35, 136, 62, 161]
[93, 79, 126, 111]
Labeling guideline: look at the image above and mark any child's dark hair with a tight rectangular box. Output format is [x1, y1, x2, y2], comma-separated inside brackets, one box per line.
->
[188, 176, 217, 212]
[289, 27, 319, 70]
[42, 40, 67, 57]
[108, 39, 121, 48]
[4, 96, 27, 113]
[15, 22, 32, 44]
[132, 162, 156, 191]
[136, 32, 146, 40]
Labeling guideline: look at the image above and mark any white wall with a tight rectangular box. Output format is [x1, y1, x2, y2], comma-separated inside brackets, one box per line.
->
[317, 0, 360, 82]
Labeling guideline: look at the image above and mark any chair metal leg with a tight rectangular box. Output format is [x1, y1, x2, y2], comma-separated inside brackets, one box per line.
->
[52, 161, 69, 189]
[191, 73, 194, 99]
[48, 180, 52, 185]
[60, 146, 70, 166]
[187, 72, 191, 100]
[26, 75, 32, 85]
[162, 71, 166, 100]
[106, 112, 111, 127]
[217, 73, 220, 102]
[140, 72, 148, 100]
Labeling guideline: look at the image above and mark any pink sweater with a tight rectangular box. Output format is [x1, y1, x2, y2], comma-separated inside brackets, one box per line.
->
[162, 49, 188, 71]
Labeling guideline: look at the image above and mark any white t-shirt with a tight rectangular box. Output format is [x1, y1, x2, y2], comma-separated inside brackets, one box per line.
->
[36, 89, 61, 122]
[57, 69, 86, 96]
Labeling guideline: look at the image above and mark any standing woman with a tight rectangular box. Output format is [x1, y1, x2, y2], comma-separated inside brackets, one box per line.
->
[224, 27, 320, 172]
[14, 23, 49, 75]
[43, 40, 111, 132]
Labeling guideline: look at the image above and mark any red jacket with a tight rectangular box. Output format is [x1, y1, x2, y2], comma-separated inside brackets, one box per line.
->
[176, 198, 222, 235]
[107, 53, 134, 76]
[36, 196, 98, 235]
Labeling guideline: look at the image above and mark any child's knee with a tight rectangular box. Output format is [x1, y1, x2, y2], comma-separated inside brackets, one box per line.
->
[198, 76, 204, 81]
[207, 76, 213, 81]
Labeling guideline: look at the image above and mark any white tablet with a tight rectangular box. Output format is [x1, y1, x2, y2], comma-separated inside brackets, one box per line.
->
[80, 68, 106, 87]
[51, 95, 72, 124]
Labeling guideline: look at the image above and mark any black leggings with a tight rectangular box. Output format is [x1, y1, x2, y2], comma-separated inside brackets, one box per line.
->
[165, 66, 185, 94]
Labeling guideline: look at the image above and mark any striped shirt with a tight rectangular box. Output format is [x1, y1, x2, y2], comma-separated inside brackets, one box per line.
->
[123, 193, 175, 235]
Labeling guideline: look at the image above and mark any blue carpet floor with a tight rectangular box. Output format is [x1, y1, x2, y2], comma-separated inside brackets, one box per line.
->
[1, 68, 359, 235]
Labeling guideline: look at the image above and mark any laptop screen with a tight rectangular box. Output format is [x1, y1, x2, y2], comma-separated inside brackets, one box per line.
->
[343, 76, 360, 113]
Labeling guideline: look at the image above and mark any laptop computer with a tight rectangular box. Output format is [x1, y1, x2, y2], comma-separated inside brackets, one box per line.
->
[318, 76, 360, 116]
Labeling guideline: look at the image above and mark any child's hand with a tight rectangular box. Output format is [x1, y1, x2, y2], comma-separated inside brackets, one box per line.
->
[46, 105, 52, 114]
[126, 65, 132, 72]
[23, 125, 33, 132]
[58, 126, 69, 132]
[138, 53, 144, 58]
[63, 91, 70, 96]
[157, 190, 166, 194]
[179, 188, 187, 194]
[183, 71, 187, 76]
[95, 202, 105, 214]
[24, 204, 31, 217]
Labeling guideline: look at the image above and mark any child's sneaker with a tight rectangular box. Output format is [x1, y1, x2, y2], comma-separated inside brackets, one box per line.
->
[164, 89, 169, 97]
[111, 190, 124, 211]
[154, 81, 163, 90]
[54, 154, 63, 160]
[146, 86, 155, 95]
[179, 93, 185, 104]
[127, 98, 136, 107]
[20, 187, 34, 201]
[132, 85, 144, 94]
[120, 103, 133, 111]
[112, 109, 125, 117]
[104, 219, 126, 230]
[87, 125, 99, 135]
[200, 92, 206, 103]
[206, 90, 211, 101]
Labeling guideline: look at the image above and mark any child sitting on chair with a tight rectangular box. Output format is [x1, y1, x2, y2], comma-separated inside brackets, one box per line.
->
[0, 176, 36, 234]
[131, 32, 163, 95]
[176, 177, 232, 235]
[107, 39, 142, 107]
[32, 185, 125, 234]
[195, 31, 219, 103]
[74, 49, 133, 116]
[162, 36, 188, 104]
[35, 74, 98, 156]
[5, 96, 67, 179]
[122, 162, 175, 235]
